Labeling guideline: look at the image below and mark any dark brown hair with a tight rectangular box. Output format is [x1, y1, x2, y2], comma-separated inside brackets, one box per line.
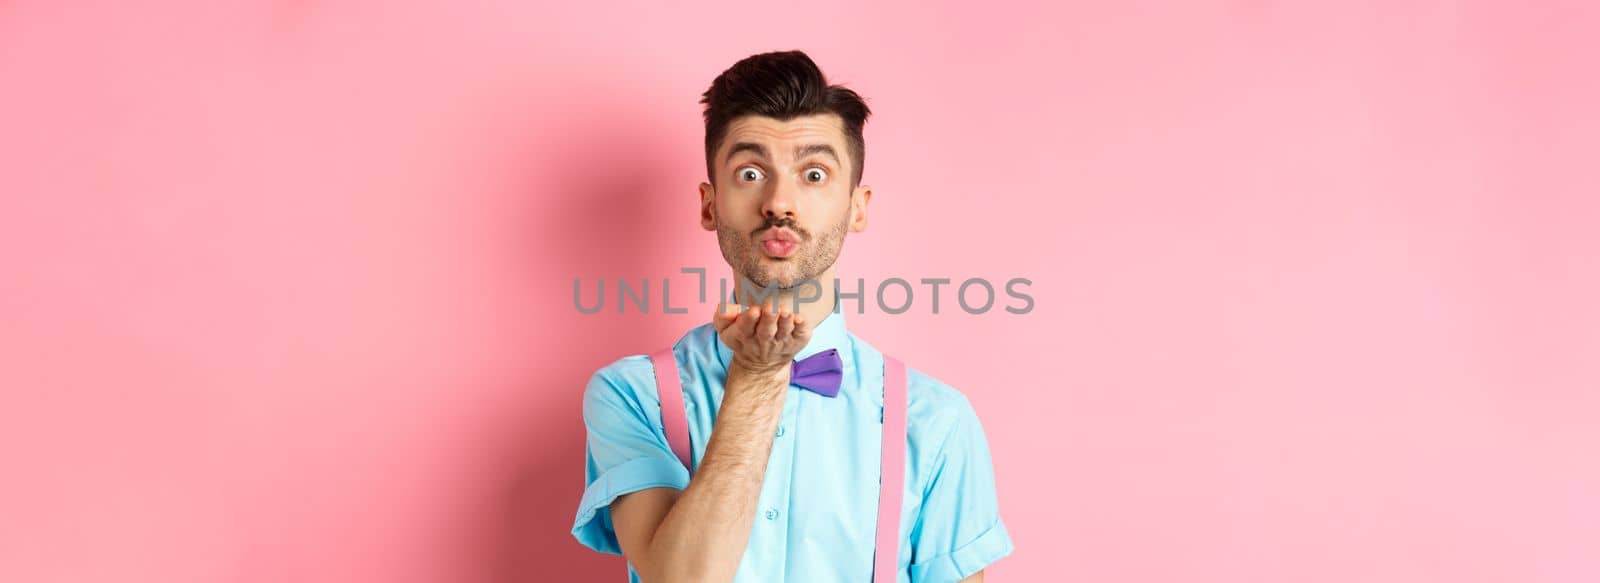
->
[700, 50, 872, 188]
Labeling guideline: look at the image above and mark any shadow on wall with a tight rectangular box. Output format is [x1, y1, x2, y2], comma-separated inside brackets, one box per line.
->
[475, 92, 697, 582]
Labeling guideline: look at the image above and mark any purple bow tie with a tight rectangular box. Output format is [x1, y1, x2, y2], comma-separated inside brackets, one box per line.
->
[791, 348, 844, 397]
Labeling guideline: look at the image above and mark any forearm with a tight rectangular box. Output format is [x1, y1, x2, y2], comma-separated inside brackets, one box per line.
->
[642, 364, 787, 582]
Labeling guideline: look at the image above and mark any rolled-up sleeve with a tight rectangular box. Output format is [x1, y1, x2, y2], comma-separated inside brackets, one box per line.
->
[571, 363, 691, 555]
[909, 395, 1014, 582]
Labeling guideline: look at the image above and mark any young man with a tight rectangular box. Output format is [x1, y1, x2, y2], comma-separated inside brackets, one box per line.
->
[571, 50, 1012, 582]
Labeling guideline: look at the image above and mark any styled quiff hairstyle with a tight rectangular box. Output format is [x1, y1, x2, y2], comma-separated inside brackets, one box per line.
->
[700, 50, 872, 189]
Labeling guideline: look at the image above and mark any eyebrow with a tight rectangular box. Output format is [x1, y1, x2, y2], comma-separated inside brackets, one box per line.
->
[724, 142, 842, 166]
[794, 143, 840, 165]
[725, 142, 769, 164]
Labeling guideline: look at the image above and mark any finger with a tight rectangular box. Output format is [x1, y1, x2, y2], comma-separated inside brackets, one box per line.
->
[776, 308, 795, 339]
[737, 305, 761, 337]
[713, 302, 737, 332]
[756, 305, 780, 340]
[792, 314, 812, 340]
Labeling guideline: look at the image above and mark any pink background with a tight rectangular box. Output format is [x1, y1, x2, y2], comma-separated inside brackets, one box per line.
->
[3, 1, 1598, 582]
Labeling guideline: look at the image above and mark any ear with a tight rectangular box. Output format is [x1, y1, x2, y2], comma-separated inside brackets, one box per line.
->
[699, 181, 716, 231]
[848, 184, 872, 233]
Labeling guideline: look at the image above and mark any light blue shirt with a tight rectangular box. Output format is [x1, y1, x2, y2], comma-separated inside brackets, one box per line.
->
[572, 309, 1013, 582]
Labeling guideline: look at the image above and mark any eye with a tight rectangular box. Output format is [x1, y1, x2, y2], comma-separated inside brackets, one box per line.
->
[738, 167, 765, 182]
[804, 168, 828, 183]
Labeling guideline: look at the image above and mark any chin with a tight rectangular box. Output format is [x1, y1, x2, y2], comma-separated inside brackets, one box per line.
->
[746, 268, 798, 290]
[760, 274, 796, 290]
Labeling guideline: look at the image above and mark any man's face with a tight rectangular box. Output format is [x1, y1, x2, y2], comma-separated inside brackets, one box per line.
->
[700, 113, 871, 291]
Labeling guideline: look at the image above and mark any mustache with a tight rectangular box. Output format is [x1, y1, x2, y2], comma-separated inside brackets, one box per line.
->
[754, 217, 807, 240]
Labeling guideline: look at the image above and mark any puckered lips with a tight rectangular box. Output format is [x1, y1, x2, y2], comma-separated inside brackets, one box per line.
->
[758, 228, 799, 258]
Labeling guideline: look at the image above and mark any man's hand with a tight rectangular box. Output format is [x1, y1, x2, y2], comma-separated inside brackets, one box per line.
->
[609, 300, 808, 583]
[712, 301, 813, 377]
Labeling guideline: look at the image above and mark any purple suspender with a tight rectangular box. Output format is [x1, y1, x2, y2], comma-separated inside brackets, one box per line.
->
[648, 348, 908, 582]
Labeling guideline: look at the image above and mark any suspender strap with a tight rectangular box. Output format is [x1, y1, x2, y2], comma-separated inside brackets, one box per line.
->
[876, 354, 908, 582]
[649, 347, 692, 470]
[647, 348, 908, 581]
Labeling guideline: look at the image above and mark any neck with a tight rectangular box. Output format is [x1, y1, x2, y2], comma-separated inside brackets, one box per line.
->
[730, 267, 839, 330]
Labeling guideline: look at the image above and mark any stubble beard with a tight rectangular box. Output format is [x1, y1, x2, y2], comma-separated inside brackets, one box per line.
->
[718, 211, 849, 292]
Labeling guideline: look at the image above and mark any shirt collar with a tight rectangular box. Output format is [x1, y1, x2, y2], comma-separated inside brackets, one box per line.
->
[712, 297, 853, 369]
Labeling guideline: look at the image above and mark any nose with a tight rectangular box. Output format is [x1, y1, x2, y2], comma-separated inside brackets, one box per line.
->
[760, 177, 797, 221]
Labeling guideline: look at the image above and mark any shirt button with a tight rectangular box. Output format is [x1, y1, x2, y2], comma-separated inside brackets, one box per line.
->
[765, 509, 779, 520]
[776, 426, 786, 437]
